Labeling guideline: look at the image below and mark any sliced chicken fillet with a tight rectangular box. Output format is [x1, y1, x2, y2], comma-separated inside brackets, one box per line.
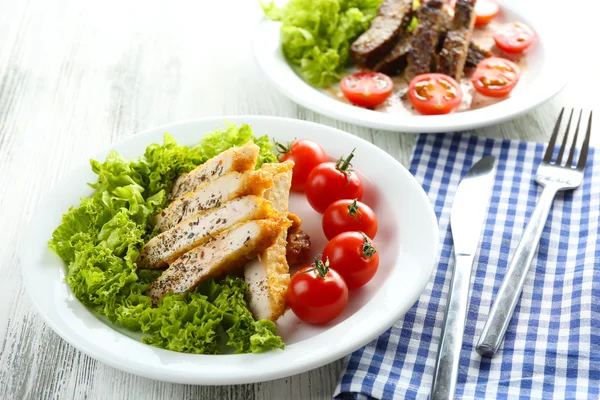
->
[137, 196, 275, 269]
[245, 161, 294, 321]
[170, 141, 259, 201]
[156, 169, 274, 233]
[287, 212, 302, 233]
[257, 160, 296, 178]
[245, 231, 290, 321]
[146, 216, 290, 304]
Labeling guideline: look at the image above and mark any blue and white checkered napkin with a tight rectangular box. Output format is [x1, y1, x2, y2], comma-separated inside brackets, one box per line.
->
[334, 133, 600, 400]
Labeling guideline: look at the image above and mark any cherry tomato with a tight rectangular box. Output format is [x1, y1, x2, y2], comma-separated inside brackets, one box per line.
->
[493, 22, 535, 54]
[475, 0, 500, 27]
[471, 57, 520, 98]
[408, 73, 463, 115]
[305, 149, 364, 214]
[323, 232, 379, 289]
[340, 72, 393, 108]
[277, 139, 328, 192]
[287, 257, 349, 324]
[322, 199, 378, 240]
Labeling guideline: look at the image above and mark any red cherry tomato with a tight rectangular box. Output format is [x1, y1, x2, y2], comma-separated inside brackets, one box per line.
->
[278, 139, 328, 192]
[305, 149, 364, 214]
[475, 0, 500, 27]
[323, 232, 379, 289]
[340, 72, 393, 108]
[322, 198, 378, 240]
[286, 257, 349, 324]
[408, 73, 463, 115]
[471, 57, 520, 98]
[493, 22, 535, 54]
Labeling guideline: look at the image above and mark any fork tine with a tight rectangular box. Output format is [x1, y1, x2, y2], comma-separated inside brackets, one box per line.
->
[544, 108, 564, 163]
[567, 110, 583, 166]
[556, 109, 574, 165]
[577, 111, 593, 170]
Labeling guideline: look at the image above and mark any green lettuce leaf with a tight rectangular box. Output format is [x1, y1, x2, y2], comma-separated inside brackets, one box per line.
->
[406, 0, 421, 33]
[300, 47, 343, 87]
[141, 133, 206, 199]
[66, 242, 140, 321]
[192, 123, 277, 168]
[262, 0, 383, 87]
[48, 123, 284, 354]
[136, 277, 284, 354]
[280, 26, 316, 64]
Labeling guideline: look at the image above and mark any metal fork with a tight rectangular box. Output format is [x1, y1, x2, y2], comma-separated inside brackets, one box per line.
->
[476, 108, 593, 357]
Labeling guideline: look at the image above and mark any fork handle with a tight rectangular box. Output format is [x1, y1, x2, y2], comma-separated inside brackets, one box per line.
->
[476, 186, 558, 357]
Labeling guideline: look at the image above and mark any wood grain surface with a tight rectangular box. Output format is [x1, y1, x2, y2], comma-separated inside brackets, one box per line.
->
[0, 0, 595, 398]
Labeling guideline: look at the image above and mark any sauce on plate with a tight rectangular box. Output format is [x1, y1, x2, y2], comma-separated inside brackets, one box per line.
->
[326, 22, 528, 115]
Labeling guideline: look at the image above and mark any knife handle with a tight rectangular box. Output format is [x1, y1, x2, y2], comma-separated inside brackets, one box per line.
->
[476, 186, 558, 357]
[431, 254, 475, 400]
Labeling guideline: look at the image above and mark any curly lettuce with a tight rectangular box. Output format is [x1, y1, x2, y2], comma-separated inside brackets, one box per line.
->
[262, 0, 382, 87]
[48, 123, 284, 354]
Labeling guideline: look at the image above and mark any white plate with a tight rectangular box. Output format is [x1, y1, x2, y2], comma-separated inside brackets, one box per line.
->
[21, 116, 439, 384]
[253, 0, 567, 132]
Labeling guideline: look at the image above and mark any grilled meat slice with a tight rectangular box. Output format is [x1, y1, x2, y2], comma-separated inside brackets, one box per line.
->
[465, 41, 492, 67]
[373, 31, 412, 75]
[170, 142, 259, 201]
[433, 6, 455, 70]
[286, 231, 311, 266]
[351, 0, 414, 68]
[157, 163, 293, 233]
[245, 162, 295, 321]
[138, 196, 275, 269]
[437, 0, 477, 80]
[405, 0, 446, 79]
[146, 216, 290, 304]
[439, 3, 453, 31]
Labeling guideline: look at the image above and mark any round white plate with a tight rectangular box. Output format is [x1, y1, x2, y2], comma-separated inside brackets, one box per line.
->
[253, 0, 567, 132]
[22, 116, 439, 384]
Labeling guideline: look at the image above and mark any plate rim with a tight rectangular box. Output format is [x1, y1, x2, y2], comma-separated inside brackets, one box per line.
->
[21, 115, 440, 384]
[252, 0, 568, 133]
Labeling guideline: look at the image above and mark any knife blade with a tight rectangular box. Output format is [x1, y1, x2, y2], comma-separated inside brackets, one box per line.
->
[430, 155, 497, 400]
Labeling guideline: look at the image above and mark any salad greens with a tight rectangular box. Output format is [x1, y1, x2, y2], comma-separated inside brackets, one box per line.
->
[261, 0, 383, 87]
[406, 0, 421, 33]
[49, 123, 283, 354]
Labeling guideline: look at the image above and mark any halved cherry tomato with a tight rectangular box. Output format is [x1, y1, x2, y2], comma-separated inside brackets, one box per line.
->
[340, 72, 393, 108]
[471, 57, 520, 98]
[322, 198, 378, 240]
[277, 139, 328, 192]
[475, 0, 500, 27]
[287, 256, 349, 324]
[493, 22, 535, 54]
[305, 149, 364, 214]
[323, 232, 379, 289]
[408, 73, 463, 115]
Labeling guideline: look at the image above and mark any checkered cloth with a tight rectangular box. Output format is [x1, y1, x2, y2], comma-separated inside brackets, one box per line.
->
[334, 133, 600, 399]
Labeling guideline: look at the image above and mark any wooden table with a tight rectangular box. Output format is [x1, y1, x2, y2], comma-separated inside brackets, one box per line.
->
[0, 0, 595, 398]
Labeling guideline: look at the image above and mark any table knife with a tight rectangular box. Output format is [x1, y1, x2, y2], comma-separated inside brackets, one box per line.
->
[430, 155, 497, 400]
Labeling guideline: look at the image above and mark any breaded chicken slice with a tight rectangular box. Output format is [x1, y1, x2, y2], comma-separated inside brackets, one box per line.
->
[138, 196, 275, 269]
[170, 141, 259, 201]
[146, 215, 291, 305]
[158, 162, 296, 233]
[244, 161, 294, 321]
[157, 169, 274, 233]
